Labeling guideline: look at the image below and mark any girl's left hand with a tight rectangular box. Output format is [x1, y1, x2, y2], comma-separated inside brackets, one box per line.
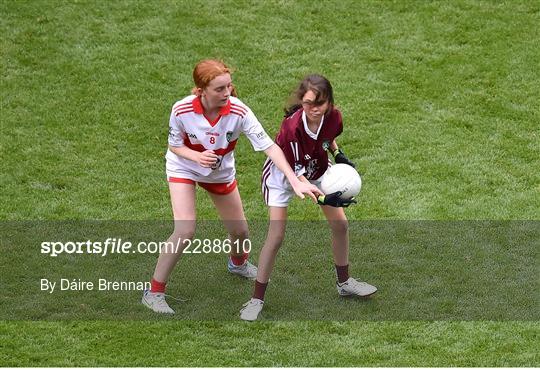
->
[333, 149, 356, 168]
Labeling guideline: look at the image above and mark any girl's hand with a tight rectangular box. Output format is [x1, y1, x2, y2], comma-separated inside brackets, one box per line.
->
[317, 191, 357, 207]
[197, 150, 219, 168]
[290, 179, 322, 203]
[333, 149, 356, 168]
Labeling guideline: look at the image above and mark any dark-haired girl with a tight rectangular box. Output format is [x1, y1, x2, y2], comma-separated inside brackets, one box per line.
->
[240, 75, 377, 321]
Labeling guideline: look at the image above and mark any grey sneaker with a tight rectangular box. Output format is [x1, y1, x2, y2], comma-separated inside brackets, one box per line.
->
[337, 277, 377, 297]
[228, 258, 258, 280]
[240, 298, 264, 321]
[142, 290, 175, 314]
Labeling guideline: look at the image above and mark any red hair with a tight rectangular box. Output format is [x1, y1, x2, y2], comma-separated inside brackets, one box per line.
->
[191, 59, 237, 96]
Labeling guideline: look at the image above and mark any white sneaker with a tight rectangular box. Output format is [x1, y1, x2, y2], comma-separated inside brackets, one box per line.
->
[240, 298, 264, 321]
[142, 290, 175, 314]
[228, 258, 258, 280]
[337, 277, 377, 297]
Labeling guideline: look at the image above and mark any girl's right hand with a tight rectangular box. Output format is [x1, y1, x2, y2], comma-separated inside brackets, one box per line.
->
[197, 150, 219, 168]
[290, 178, 322, 203]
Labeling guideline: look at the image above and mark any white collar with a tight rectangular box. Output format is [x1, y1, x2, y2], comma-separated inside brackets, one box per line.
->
[302, 111, 325, 140]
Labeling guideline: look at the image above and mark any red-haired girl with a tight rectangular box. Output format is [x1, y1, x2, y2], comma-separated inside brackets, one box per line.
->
[142, 60, 321, 314]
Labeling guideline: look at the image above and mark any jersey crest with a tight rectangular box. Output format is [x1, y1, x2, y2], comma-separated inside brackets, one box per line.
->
[211, 155, 223, 170]
[322, 140, 330, 151]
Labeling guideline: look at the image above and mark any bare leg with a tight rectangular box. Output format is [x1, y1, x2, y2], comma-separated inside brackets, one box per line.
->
[152, 182, 196, 282]
[320, 205, 349, 266]
[255, 206, 288, 283]
[320, 206, 377, 297]
[208, 187, 250, 257]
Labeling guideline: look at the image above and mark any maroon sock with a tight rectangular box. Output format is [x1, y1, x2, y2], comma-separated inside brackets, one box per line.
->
[230, 252, 249, 266]
[150, 278, 166, 293]
[335, 264, 349, 284]
[253, 280, 268, 301]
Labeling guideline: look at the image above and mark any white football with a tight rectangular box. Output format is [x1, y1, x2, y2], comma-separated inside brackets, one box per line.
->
[320, 164, 362, 199]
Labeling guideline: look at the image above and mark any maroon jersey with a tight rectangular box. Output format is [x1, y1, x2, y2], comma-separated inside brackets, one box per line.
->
[275, 108, 343, 180]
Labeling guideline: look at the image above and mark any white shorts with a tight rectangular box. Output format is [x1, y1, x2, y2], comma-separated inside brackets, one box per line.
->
[261, 160, 323, 207]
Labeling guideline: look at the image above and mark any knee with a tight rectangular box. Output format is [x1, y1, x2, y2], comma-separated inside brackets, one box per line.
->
[330, 219, 349, 235]
[171, 221, 196, 241]
[265, 234, 285, 252]
[229, 226, 249, 242]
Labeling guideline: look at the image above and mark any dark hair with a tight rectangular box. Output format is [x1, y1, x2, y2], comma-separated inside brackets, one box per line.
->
[284, 74, 334, 116]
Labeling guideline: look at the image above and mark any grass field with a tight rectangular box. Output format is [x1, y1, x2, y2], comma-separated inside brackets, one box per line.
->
[1, 0, 539, 367]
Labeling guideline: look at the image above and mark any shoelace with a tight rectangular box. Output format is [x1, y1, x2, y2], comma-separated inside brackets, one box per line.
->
[242, 299, 262, 308]
[165, 293, 189, 302]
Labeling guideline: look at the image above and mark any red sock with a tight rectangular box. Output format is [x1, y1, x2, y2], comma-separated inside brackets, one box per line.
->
[150, 278, 166, 293]
[335, 264, 349, 284]
[253, 280, 268, 301]
[230, 252, 249, 266]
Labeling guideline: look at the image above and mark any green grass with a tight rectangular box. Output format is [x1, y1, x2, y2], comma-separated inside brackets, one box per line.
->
[1, 221, 538, 321]
[1, 321, 538, 367]
[1, 0, 539, 367]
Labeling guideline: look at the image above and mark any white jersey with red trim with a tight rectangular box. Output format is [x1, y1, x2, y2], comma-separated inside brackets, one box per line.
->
[166, 95, 274, 183]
